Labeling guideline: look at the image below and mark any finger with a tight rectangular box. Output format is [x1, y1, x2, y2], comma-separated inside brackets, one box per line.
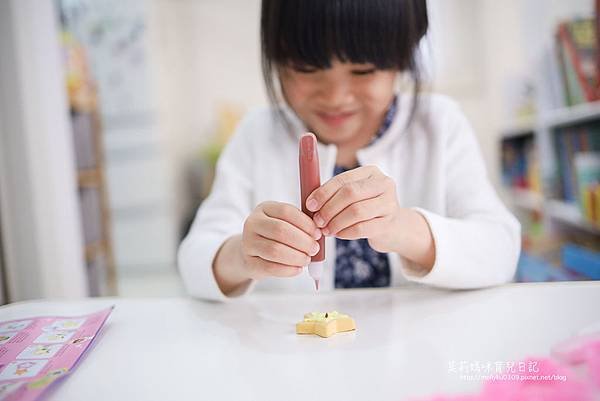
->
[250, 236, 312, 267]
[247, 256, 303, 278]
[324, 196, 389, 236]
[254, 216, 321, 256]
[305, 165, 380, 212]
[262, 202, 321, 239]
[335, 216, 388, 240]
[314, 175, 388, 229]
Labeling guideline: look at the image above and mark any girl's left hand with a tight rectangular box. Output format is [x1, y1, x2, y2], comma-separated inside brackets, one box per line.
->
[305, 165, 402, 253]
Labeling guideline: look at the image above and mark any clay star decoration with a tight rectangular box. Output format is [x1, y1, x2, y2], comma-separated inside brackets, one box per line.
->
[296, 311, 356, 338]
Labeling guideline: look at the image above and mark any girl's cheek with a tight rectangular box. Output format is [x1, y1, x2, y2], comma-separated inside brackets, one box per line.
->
[283, 79, 315, 104]
[363, 80, 395, 107]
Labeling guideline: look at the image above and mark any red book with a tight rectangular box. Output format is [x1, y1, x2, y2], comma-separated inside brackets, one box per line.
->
[557, 20, 600, 102]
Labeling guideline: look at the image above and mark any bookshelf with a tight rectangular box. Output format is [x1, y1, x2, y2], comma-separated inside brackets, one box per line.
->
[62, 30, 117, 296]
[499, 10, 600, 283]
[500, 101, 600, 282]
[71, 107, 117, 296]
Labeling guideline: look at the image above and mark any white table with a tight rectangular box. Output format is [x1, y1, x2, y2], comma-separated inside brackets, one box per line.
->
[1, 282, 599, 400]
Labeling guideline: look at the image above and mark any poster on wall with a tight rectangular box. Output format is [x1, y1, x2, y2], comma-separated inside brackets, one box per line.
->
[58, 0, 156, 120]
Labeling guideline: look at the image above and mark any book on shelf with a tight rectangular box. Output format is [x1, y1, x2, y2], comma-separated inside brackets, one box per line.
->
[561, 243, 600, 279]
[501, 135, 541, 193]
[554, 126, 600, 206]
[556, 17, 600, 106]
[518, 230, 600, 282]
[575, 152, 600, 226]
[516, 252, 583, 282]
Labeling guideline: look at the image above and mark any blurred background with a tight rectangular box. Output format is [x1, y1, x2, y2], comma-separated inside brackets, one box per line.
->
[0, 0, 599, 303]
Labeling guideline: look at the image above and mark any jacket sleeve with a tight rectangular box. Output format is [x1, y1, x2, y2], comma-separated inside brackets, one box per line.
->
[400, 105, 521, 288]
[177, 113, 258, 301]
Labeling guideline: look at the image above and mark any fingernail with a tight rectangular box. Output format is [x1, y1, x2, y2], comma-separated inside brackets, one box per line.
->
[322, 227, 330, 236]
[310, 242, 320, 255]
[313, 229, 322, 240]
[306, 198, 318, 211]
[314, 214, 325, 227]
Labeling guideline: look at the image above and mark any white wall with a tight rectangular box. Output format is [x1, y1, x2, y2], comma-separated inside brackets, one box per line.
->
[149, 0, 267, 220]
[0, 0, 88, 300]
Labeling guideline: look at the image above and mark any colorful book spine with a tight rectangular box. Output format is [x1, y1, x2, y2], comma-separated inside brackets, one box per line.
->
[501, 136, 540, 192]
[556, 19, 600, 105]
[574, 152, 600, 225]
[555, 127, 600, 203]
[596, 185, 600, 225]
[517, 252, 582, 282]
[557, 130, 575, 201]
[561, 243, 600, 279]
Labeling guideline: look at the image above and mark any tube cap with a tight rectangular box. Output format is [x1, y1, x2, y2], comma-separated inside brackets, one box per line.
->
[308, 261, 324, 281]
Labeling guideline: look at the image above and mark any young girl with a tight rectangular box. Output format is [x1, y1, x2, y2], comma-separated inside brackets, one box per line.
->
[178, 0, 521, 301]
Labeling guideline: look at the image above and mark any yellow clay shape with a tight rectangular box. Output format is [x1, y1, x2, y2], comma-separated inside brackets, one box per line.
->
[296, 311, 356, 338]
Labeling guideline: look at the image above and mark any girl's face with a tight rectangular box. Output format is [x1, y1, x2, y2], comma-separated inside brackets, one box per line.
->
[279, 59, 397, 147]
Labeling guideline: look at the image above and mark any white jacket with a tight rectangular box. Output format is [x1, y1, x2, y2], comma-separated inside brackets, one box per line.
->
[178, 94, 521, 301]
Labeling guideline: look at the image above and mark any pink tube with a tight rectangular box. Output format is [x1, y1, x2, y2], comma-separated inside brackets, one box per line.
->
[299, 133, 325, 289]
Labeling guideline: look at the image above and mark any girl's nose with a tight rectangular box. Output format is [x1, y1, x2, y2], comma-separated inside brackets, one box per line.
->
[317, 77, 354, 108]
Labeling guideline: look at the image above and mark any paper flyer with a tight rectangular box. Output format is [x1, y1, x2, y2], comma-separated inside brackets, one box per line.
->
[0, 306, 114, 401]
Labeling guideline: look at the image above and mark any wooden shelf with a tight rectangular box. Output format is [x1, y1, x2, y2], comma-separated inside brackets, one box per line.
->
[78, 168, 100, 187]
[72, 108, 117, 296]
[84, 240, 105, 262]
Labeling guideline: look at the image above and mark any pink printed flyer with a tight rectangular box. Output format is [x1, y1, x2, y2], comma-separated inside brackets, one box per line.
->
[0, 306, 113, 401]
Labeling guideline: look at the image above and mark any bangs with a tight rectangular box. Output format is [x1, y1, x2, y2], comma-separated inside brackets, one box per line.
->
[261, 0, 428, 70]
[260, 0, 429, 131]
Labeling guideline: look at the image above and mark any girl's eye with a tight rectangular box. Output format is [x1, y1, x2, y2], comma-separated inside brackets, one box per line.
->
[292, 65, 318, 74]
[352, 68, 376, 76]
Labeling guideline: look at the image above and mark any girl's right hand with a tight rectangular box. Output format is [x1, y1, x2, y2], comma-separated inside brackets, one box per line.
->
[241, 201, 322, 280]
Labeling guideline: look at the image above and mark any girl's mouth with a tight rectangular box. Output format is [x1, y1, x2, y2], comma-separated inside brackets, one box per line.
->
[315, 110, 357, 127]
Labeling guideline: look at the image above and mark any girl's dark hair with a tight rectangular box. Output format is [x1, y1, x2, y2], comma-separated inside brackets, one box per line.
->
[260, 0, 429, 129]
